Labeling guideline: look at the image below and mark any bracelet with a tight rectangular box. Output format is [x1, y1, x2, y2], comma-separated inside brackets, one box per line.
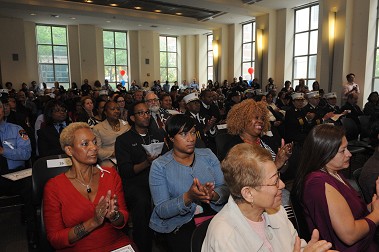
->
[110, 211, 121, 222]
[74, 223, 89, 239]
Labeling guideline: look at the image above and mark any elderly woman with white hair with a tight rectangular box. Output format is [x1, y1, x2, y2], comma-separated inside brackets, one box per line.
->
[202, 143, 335, 252]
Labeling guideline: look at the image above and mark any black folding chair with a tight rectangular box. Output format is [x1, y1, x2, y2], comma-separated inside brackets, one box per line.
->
[32, 154, 71, 251]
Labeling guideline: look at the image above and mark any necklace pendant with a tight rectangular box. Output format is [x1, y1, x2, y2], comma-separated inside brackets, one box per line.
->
[86, 186, 91, 193]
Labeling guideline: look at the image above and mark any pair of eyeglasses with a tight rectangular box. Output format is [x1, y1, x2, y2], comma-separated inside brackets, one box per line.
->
[145, 98, 159, 103]
[256, 171, 281, 188]
[134, 110, 151, 116]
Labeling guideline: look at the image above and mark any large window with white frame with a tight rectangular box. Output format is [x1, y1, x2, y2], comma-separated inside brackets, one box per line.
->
[103, 30, 128, 90]
[373, 2, 379, 92]
[207, 34, 213, 82]
[36, 25, 69, 89]
[160, 36, 178, 86]
[242, 21, 256, 81]
[293, 4, 319, 87]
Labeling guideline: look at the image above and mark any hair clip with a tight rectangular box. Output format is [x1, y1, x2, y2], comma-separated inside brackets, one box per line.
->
[96, 164, 111, 177]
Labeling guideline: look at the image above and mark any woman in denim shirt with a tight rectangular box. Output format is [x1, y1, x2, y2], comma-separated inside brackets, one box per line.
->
[149, 114, 228, 252]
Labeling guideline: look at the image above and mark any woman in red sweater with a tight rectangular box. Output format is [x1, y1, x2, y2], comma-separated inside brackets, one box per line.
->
[43, 122, 136, 251]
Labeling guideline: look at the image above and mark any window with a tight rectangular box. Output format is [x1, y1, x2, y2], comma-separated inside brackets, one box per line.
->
[373, 3, 379, 91]
[36, 25, 69, 89]
[160, 36, 178, 86]
[242, 21, 256, 81]
[207, 34, 213, 82]
[103, 30, 128, 90]
[293, 4, 319, 87]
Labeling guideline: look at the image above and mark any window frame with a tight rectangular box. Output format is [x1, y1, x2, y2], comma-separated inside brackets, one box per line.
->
[103, 30, 129, 90]
[241, 21, 256, 81]
[292, 3, 319, 88]
[372, 0, 379, 92]
[36, 24, 70, 89]
[207, 34, 214, 82]
[159, 35, 178, 85]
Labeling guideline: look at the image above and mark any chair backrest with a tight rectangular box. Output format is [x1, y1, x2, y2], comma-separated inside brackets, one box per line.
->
[32, 154, 71, 205]
[215, 133, 235, 161]
[191, 217, 213, 252]
[341, 117, 360, 141]
[289, 193, 311, 241]
[32, 154, 71, 252]
[358, 115, 371, 139]
[352, 167, 369, 203]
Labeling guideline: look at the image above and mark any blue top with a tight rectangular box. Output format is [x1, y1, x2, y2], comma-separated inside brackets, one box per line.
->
[0, 121, 32, 170]
[149, 148, 229, 233]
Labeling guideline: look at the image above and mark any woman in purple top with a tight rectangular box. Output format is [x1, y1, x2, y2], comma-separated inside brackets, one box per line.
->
[292, 124, 379, 251]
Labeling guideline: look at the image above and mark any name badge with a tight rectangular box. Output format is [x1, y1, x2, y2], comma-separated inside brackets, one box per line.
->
[46, 158, 72, 168]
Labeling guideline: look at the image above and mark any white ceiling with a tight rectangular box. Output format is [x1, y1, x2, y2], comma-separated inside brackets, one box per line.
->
[0, 0, 313, 35]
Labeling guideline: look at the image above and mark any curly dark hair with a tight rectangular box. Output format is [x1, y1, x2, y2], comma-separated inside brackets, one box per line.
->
[226, 99, 270, 135]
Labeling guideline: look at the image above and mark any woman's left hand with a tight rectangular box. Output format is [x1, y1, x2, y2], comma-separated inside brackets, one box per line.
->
[202, 182, 220, 203]
[275, 139, 293, 168]
[105, 192, 119, 220]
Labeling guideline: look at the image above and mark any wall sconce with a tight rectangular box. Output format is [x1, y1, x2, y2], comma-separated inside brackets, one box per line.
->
[256, 29, 264, 83]
[328, 11, 336, 92]
[329, 11, 336, 42]
[256, 28, 263, 54]
[213, 39, 220, 81]
[212, 40, 219, 59]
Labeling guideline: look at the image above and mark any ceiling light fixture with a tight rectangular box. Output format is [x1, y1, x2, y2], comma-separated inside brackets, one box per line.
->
[110, 4, 118, 7]
[176, 12, 182, 15]
[30, 13, 36, 16]
[69, 17, 76, 20]
[106, 20, 111, 23]
[85, 0, 93, 3]
[135, 6, 142, 10]
[154, 10, 161, 13]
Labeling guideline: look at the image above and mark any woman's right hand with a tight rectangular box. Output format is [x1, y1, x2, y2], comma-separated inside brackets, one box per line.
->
[294, 229, 336, 252]
[93, 191, 111, 227]
[184, 178, 210, 205]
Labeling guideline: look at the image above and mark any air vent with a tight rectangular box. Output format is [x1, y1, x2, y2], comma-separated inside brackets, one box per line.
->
[242, 0, 263, 4]
[198, 11, 226, 22]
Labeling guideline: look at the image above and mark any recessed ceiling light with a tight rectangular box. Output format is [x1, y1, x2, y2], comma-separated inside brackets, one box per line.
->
[110, 4, 118, 7]
[106, 20, 111, 23]
[85, 0, 93, 3]
[154, 10, 161, 13]
[135, 6, 142, 10]
[30, 13, 36, 16]
[69, 17, 76, 20]
[138, 24, 143, 27]
[176, 12, 183, 15]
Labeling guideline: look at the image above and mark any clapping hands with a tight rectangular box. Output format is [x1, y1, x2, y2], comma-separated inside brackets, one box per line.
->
[93, 190, 119, 226]
[185, 178, 219, 205]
